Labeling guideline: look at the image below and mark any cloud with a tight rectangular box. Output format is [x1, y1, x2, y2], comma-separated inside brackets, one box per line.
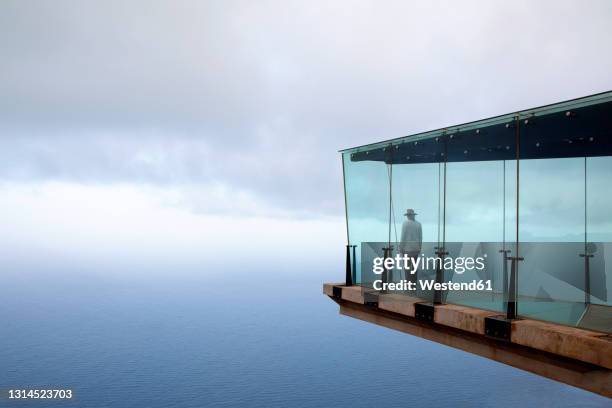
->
[0, 181, 346, 273]
[1, 0, 612, 217]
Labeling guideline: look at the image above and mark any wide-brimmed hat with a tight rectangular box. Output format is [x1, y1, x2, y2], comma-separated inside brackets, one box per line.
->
[404, 208, 417, 216]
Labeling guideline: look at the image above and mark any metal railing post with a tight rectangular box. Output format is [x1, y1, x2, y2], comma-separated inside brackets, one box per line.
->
[381, 246, 393, 294]
[351, 245, 357, 286]
[434, 246, 448, 304]
[506, 256, 523, 319]
[499, 249, 511, 304]
[345, 245, 353, 286]
[579, 252, 593, 305]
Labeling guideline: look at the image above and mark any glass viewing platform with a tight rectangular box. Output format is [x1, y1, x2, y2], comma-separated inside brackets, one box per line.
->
[326, 91, 612, 396]
[340, 91, 612, 334]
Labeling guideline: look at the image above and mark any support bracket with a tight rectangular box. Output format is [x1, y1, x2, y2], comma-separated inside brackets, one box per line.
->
[363, 291, 379, 307]
[415, 302, 435, 322]
[485, 315, 513, 341]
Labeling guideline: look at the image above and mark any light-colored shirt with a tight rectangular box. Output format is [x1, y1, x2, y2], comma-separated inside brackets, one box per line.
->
[400, 219, 422, 254]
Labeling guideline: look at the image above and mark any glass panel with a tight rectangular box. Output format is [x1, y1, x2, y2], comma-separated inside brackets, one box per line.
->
[343, 150, 390, 286]
[581, 156, 612, 332]
[515, 92, 612, 331]
[391, 158, 442, 302]
[442, 117, 518, 313]
[345, 132, 446, 301]
[518, 114, 590, 327]
[388, 132, 446, 302]
[519, 157, 584, 242]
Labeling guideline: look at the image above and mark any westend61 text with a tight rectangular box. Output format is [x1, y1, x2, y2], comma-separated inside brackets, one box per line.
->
[372, 279, 493, 292]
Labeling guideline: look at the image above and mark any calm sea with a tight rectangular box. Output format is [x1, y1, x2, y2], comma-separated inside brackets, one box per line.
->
[1, 265, 609, 407]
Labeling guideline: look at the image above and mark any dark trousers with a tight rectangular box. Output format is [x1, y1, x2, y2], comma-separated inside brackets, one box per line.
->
[403, 251, 420, 286]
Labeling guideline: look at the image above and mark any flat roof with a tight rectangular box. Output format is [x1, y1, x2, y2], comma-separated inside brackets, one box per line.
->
[339, 90, 612, 155]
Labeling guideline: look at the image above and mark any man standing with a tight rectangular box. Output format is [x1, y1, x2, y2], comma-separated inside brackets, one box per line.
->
[400, 209, 422, 284]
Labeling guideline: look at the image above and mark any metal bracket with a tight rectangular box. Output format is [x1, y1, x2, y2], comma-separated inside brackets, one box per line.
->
[415, 302, 435, 322]
[485, 315, 513, 341]
[363, 291, 379, 307]
[332, 286, 343, 299]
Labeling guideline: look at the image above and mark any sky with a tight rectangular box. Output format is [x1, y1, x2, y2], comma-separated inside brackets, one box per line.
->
[1, 0, 612, 276]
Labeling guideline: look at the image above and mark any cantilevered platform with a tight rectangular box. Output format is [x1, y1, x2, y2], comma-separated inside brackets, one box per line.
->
[324, 283, 612, 398]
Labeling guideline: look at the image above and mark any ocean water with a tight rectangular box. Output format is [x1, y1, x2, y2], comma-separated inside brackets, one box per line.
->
[0, 266, 609, 408]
